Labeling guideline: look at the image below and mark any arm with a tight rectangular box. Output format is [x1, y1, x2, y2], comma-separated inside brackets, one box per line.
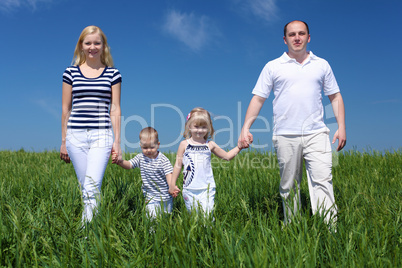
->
[166, 173, 181, 197]
[238, 95, 266, 148]
[209, 141, 241, 161]
[168, 141, 186, 196]
[165, 173, 173, 186]
[328, 92, 346, 151]
[116, 159, 133, 169]
[110, 82, 122, 163]
[60, 82, 72, 163]
[112, 151, 132, 169]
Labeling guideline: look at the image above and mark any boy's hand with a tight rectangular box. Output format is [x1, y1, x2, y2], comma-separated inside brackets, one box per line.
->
[169, 185, 181, 198]
[111, 143, 122, 163]
[173, 186, 181, 198]
[111, 152, 119, 164]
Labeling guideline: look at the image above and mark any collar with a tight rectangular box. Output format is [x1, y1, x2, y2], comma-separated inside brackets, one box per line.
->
[279, 51, 318, 64]
[143, 151, 160, 161]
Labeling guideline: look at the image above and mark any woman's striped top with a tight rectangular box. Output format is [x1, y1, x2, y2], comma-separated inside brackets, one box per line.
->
[63, 66, 122, 129]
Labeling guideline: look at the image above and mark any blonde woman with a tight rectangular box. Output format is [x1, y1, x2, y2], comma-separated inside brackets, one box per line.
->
[60, 25, 122, 223]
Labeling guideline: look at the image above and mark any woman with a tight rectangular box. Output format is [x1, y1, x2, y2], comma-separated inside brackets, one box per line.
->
[60, 25, 122, 223]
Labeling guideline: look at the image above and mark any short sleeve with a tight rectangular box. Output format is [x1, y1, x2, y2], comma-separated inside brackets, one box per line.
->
[322, 61, 340, 96]
[251, 63, 273, 99]
[129, 154, 141, 169]
[63, 67, 73, 85]
[161, 154, 173, 175]
[111, 69, 122, 85]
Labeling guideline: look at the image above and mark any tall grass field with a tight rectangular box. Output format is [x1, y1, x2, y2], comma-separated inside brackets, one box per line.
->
[0, 149, 401, 267]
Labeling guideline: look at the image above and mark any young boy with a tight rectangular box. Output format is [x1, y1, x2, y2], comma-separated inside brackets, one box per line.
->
[112, 127, 180, 218]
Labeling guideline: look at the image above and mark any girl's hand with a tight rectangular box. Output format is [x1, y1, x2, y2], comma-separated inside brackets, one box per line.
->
[173, 186, 181, 198]
[238, 130, 253, 149]
[169, 185, 181, 198]
[168, 186, 175, 196]
[60, 144, 70, 163]
[111, 142, 122, 164]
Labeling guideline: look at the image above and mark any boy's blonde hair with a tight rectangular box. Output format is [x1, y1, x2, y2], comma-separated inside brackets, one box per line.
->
[72, 25, 114, 67]
[183, 107, 214, 140]
[139, 127, 159, 143]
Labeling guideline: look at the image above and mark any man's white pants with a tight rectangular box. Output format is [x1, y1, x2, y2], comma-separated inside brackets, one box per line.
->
[66, 129, 113, 223]
[273, 131, 337, 224]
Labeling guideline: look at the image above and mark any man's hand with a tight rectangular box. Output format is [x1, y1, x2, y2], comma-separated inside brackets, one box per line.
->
[238, 129, 254, 149]
[332, 128, 346, 151]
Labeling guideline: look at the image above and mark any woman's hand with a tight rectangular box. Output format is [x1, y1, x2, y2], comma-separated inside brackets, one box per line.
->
[60, 144, 70, 163]
[111, 142, 122, 164]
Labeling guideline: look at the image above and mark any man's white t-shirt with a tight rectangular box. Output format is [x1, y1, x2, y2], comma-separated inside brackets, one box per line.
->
[252, 52, 340, 135]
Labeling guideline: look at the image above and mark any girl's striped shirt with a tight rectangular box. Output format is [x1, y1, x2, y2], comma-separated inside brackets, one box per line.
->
[63, 66, 122, 129]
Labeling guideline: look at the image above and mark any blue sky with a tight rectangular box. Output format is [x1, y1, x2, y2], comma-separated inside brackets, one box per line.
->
[1, 0, 401, 153]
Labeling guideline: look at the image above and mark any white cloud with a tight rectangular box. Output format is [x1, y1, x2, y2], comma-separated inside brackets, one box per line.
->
[0, 0, 21, 12]
[0, 0, 52, 12]
[163, 9, 219, 51]
[234, 0, 278, 23]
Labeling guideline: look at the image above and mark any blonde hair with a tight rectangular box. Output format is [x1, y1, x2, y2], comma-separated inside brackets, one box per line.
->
[139, 127, 159, 143]
[183, 107, 214, 140]
[72, 25, 114, 67]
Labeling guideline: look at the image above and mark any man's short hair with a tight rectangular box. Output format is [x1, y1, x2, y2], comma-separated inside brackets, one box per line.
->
[284, 20, 310, 36]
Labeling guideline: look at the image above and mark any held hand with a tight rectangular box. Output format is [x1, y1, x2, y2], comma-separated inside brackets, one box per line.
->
[111, 142, 122, 164]
[169, 185, 181, 198]
[332, 128, 347, 151]
[238, 130, 253, 149]
[173, 185, 181, 198]
[60, 144, 70, 163]
[111, 152, 118, 162]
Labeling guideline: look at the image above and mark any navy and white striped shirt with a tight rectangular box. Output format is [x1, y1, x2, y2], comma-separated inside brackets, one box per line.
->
[129, 152, 173, 202]
[63, 66, 122, 129]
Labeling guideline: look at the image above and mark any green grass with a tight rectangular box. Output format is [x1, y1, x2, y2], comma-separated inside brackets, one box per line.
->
[0, 149, 401, 267]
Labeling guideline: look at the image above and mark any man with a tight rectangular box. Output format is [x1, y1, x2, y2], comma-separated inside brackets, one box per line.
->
[238, 20, 346, 225]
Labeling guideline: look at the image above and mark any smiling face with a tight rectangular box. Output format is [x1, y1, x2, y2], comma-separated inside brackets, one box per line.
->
[81, 32, 103, 62]
[183, 108, 214, 141]
[283, 21, 310, 56]
[189, 122, 209, 142]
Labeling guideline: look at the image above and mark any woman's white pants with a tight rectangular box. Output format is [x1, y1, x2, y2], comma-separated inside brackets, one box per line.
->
[66, 129, 113, 222]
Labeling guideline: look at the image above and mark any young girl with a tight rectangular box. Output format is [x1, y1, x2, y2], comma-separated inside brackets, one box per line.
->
[169, 107, 243, 216]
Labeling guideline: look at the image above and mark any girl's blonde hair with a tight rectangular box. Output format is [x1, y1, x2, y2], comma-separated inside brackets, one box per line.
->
[72, 25, 114, 67]
[183, 107, 214, 140]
